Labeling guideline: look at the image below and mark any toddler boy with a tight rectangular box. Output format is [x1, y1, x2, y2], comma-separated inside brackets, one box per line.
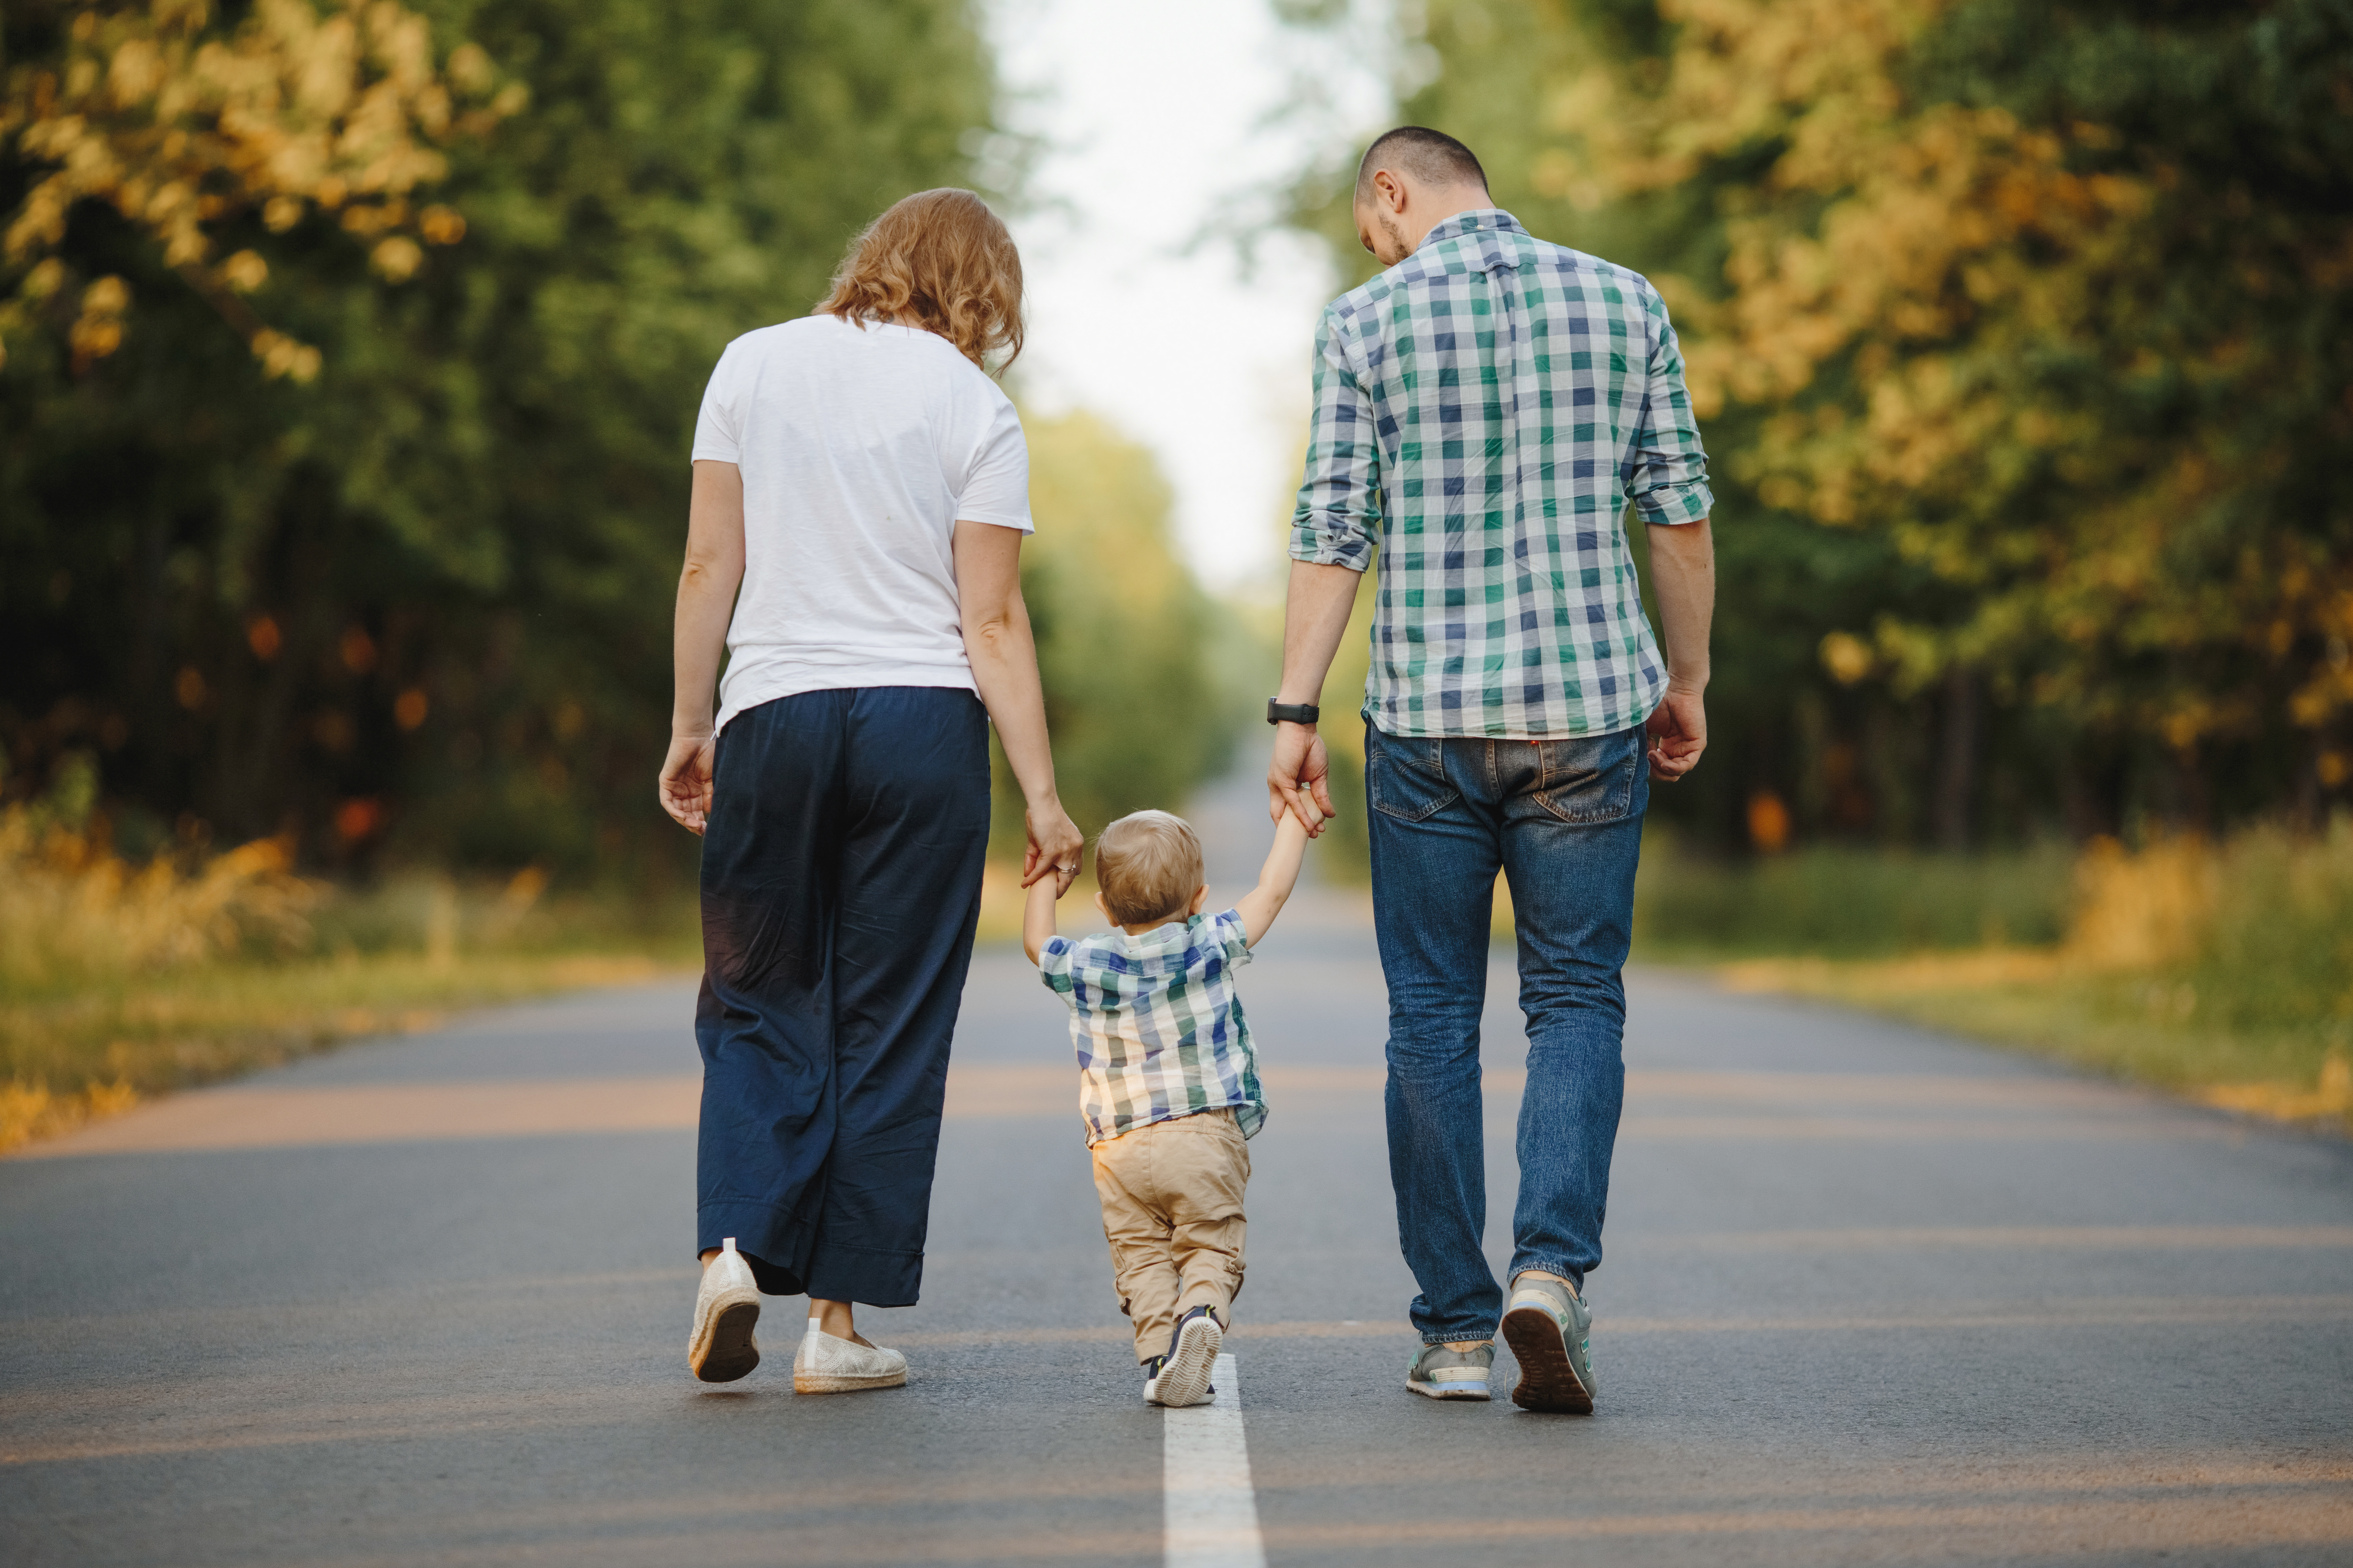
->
[1025, 805, 1313, 1406]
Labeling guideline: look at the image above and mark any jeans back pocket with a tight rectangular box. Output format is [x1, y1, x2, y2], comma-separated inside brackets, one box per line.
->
[1534, 729, 1643, 824]
[1366, 727, 1460, 823]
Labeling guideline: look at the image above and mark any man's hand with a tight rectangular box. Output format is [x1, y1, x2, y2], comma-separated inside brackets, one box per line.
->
[658, 732, 717, 834]
[1645, 687, 1706, 782]
[1268, 722, 1337, 838]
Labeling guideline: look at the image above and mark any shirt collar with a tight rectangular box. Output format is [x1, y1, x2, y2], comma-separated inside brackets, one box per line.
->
[1415, 208, 1526, 253]
[1112, 914, 1201, 957]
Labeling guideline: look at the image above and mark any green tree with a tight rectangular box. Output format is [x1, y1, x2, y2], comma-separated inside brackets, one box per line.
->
[994, 410, 1224, 847]
[1288, 0, 2353, 849]
[2, 0, 1002, 878]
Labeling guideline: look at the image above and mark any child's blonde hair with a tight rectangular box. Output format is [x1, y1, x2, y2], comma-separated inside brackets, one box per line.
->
[1094, 810, 1204, 926]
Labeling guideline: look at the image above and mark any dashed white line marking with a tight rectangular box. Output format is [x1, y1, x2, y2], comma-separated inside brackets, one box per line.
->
[1164, 1352, 1266, 1568]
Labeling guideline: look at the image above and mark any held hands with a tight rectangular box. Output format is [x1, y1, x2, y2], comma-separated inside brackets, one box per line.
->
[658, 732, 718, 835]
[1020, 808, 1083, 964]
[1645, 686, 1707, 782]
[1267, 722, 1337, 839]
[1023, 800, 1085, 896]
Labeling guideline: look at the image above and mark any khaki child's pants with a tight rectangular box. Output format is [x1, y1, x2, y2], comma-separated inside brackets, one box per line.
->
[1091, 1108, 1249, 1363]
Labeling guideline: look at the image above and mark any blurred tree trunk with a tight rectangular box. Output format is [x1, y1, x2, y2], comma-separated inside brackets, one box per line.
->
[1932, 664, 1979, 853]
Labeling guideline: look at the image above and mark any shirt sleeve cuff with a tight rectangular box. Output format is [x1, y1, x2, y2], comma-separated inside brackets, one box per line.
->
[955, 508, 1035, 533]
[1630, 479, 1715, 525]
[1289, 522, 1375, 570]
[689, 443, 739, 464]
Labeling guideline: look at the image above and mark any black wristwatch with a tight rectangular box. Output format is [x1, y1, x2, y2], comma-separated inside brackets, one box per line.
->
[1266, 699, 1321, 726]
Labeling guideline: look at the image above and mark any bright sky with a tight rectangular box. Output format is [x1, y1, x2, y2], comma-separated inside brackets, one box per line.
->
[985, 0, 1395, 596]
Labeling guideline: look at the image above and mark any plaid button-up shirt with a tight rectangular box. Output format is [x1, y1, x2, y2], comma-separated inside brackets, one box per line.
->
[1292, 209, 1713, 738]
[1038, 909, 1265, 1147]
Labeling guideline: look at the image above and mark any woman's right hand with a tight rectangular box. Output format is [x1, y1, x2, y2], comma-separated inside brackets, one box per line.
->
[1024, 800, 1084, 894]
[658, 732, 717, 836]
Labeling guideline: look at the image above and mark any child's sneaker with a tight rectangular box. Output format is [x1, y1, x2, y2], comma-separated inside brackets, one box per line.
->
[1149, 1305, 1223, 1407]
[688, 1237, 762, 1383]
[1501, 1273, 1596, 1413]
[1404, 1341, 1494, 1400]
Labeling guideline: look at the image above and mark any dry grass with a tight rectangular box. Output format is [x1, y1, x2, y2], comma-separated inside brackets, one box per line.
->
[0, 806, 693, 1154]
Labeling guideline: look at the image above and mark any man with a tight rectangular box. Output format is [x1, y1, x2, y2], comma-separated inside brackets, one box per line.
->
[1268, 126, 1714, 1412]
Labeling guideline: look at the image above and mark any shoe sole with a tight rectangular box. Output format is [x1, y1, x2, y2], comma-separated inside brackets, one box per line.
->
[1405, 1378, 1491, 1401]
[1153, 1316, 1222, 1408]
[1502, 1304, 1593, 1414]
[793, 1367, 908, 1394]
[690, 1294, 761, 1384]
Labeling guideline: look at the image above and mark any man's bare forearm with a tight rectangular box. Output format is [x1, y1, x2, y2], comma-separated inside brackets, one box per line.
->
[1645, 519, 1715, 690]
[1278, 560, 1362, 705]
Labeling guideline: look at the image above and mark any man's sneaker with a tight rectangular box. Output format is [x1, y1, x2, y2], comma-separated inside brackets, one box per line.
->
[793, 1318, 909, 1394]
[1500, 1273, 1596, 1413]
[1405, 1341, 1495, 1400]
[688, 1236, 761, 1383]
[1150, 1305, 1223, 1407]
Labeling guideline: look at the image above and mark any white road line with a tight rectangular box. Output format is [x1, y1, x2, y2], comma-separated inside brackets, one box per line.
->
[1164, 1352, 1267, 1568]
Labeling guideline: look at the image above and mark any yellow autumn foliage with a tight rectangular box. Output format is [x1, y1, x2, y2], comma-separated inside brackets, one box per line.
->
[1526, 0, 2353, 747]
[0, 0, 519, 377]
[0, 805, 322, 993]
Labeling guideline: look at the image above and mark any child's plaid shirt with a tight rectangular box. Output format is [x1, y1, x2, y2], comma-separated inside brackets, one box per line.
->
[1037, 910, 1266, 1147]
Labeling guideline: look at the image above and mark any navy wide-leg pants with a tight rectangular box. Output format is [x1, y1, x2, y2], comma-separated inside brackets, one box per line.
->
[694, 686, 991, 1306]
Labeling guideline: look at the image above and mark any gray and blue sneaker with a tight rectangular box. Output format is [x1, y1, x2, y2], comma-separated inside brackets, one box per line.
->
[1501, 1274, 1595, 1413]
[1148, 1306, 1223, 1407]
[1405, 1341, 1494, 1400]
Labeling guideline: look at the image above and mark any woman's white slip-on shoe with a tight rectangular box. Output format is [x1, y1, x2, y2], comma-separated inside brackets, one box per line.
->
[690, 1237, 763, 1384]
[793, 1320, 909, 1394]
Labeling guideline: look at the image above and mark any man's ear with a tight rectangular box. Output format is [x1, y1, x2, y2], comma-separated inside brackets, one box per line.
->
[1371, 167, 1408, 214]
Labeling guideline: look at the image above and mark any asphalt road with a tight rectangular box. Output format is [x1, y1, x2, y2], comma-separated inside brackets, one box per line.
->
[6, 788, 2353, 1565]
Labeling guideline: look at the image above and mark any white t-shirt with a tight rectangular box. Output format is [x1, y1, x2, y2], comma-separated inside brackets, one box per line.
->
[690, 314, 1032, 734]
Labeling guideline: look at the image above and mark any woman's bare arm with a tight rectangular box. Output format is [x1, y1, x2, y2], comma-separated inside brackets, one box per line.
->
[658, 460, 747, 835]
[954, 520, 1083, 890]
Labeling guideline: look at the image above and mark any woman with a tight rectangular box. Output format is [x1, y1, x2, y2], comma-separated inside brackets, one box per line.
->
[659, 188, 1083, 1390]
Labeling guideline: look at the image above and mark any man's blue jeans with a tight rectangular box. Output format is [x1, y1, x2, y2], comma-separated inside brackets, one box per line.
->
[1365, 720, 1648, 1345]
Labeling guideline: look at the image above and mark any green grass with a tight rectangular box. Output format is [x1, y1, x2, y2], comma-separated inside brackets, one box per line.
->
[1632, 836, 2077, 959]
[1635, 821, 2353, 1131]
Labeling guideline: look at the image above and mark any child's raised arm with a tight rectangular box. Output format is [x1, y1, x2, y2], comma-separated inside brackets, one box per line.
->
[1233, 803, 1315, 948]
[1022, 865, 1064, 965]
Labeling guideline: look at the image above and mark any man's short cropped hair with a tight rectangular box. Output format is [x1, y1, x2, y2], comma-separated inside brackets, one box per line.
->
[1094, 810, 1205, 927]
[1355, 126, 1489, 203]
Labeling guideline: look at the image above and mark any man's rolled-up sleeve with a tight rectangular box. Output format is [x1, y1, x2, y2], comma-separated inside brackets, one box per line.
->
[1625, 288, 1714, 526]
[1289, 309, 1380, 571]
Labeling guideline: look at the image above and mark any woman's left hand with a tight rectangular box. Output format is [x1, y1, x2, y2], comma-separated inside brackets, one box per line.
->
[659, 732, 717, 835]
[1024, 801, 1084, 893]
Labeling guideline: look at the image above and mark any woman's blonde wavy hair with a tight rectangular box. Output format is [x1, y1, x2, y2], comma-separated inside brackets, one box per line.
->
[818, 189, 1024, 372]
